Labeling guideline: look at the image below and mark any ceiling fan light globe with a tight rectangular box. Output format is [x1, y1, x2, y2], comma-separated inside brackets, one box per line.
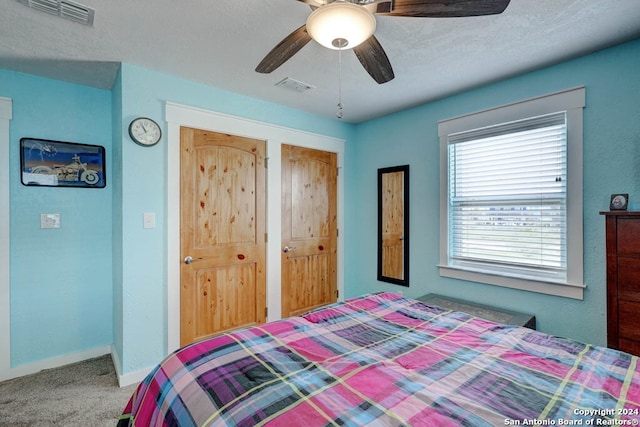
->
[306, 2, 376, 50]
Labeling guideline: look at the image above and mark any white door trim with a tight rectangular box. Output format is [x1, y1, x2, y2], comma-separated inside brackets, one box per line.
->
[0, 97, 13, 381]
[165, 102, 345, 353]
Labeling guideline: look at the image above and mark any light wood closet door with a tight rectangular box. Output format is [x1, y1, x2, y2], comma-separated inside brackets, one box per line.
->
[281, 144, 337, 318]
[180, 127, 266, 346]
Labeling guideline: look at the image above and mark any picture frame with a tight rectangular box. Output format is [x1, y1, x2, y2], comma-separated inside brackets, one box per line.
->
[20, 138, 106, 188]
[609, 193, 629, 211]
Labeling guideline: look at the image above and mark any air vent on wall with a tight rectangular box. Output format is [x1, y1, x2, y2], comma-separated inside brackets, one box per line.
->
[17, 0, 95, 26]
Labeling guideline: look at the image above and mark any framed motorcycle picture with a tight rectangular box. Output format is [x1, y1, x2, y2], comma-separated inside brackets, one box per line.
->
[20, 138, 106, 188]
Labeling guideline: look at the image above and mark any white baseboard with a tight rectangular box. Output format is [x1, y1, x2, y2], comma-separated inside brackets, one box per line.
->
[0, 345, 111, 382]
[110, 345, 150, 388]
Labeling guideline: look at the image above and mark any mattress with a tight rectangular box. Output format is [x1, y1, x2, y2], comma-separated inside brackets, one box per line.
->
[119, 292, 640, 426]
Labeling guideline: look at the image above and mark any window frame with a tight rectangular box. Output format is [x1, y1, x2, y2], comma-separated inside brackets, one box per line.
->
[438, 87, 586, 300]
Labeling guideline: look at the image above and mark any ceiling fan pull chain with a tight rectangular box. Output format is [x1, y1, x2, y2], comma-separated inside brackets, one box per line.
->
[336, 46, 344, 119]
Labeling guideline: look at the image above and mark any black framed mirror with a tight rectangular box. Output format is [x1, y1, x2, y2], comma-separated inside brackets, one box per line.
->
[377, 165, 409, 286]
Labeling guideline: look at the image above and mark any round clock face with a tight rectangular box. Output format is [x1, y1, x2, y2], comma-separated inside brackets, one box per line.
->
[612, 194, 627, 209]
[129, 117, 162, 146]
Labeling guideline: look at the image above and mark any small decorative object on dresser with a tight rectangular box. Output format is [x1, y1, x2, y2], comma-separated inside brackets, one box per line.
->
[600, 210, 640, 356]
[610, 193, 629, 210]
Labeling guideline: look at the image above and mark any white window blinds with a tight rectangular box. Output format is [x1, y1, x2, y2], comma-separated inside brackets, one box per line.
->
[448, 112, 567, 282]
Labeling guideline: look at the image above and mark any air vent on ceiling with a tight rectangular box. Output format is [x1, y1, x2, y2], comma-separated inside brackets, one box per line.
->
[275, 77, 315, 93]
[18, 0, 95, 26]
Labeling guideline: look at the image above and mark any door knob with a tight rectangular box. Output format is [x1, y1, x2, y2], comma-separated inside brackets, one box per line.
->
[283, 246, 296, 253]
[184, 256, 193, 264]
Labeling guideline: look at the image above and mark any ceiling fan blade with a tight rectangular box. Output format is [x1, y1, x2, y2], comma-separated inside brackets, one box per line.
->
[255, 25, 312, 74]
[295, 0, 325, 8]
[352, 35, 395, 84]
[377, 0, 511, 17]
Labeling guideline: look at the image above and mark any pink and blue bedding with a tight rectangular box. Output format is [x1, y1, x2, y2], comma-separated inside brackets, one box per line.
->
[118, 292, 640, 426]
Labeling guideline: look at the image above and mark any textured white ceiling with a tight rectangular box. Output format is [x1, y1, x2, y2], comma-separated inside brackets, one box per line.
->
[1, 0, 639, 123]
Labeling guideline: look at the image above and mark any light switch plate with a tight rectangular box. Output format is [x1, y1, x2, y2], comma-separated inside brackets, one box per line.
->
[41, 213, 60, 229]
[143, 212, 156, 229]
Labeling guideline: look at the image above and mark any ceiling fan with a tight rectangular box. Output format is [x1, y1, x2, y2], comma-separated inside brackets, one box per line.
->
[256, 0, 511, 84]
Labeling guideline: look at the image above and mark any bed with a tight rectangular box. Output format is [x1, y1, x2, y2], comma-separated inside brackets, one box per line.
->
[118, 292, 640, 426]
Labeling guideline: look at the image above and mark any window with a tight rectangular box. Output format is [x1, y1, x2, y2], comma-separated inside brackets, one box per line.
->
[438, 87, 585, 299]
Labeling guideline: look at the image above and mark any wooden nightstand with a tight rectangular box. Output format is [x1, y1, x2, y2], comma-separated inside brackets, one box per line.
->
[417, 293, 536, 330]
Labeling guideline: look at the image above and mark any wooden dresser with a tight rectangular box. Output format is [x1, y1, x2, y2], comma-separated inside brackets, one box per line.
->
[600, 211, 640, 356]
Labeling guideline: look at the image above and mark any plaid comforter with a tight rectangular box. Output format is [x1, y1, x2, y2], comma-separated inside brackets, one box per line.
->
[119, 292, 640, 426]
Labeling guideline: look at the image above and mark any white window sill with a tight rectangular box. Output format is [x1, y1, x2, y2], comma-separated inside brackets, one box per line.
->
[438, 265, 585, 300]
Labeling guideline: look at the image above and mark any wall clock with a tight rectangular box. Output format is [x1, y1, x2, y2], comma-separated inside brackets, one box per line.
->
[128, 117, 161, 147]
[610, 193, 629, 211]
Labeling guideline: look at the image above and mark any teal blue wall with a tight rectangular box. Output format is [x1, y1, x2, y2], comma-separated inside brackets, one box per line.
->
[2, 37, 638, 375]
[0, 62, 353, 375]
[114, 63, 354, 374]
[345, 38, 640, 347]
[0, 69, 113, 366]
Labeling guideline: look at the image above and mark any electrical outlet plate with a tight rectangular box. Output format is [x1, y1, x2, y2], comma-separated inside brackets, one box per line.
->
[40, 213, 60, 229]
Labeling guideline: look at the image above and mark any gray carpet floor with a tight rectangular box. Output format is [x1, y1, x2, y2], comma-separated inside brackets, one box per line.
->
[0, 355, 138, 426]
